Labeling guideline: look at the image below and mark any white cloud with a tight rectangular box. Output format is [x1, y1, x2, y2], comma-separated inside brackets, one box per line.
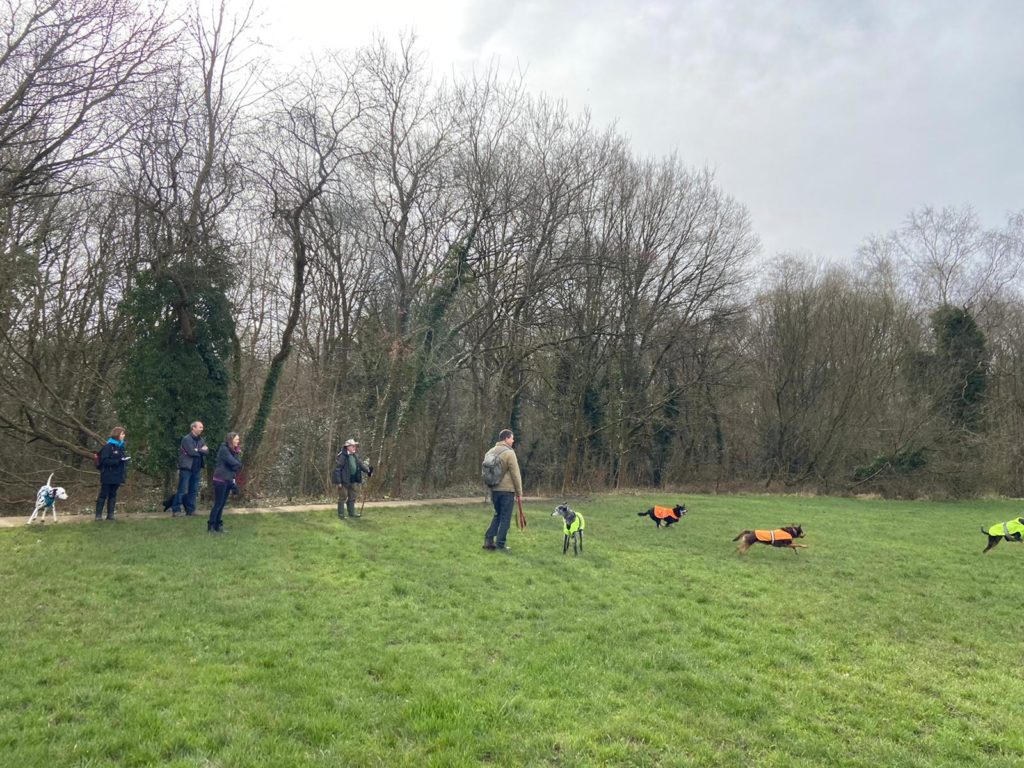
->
[255, 0, 1024, 259]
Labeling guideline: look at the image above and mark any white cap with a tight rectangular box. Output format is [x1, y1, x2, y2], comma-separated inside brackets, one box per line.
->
[344, 438, 359, 447]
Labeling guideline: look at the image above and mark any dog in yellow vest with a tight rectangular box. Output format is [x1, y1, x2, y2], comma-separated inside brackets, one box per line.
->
[552, 504, 585, 555]
[981, 517, 1024, 553]
[732, 525, 806, 554]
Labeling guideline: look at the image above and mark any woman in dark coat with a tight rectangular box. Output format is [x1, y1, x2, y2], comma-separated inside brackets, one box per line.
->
[208, 432, 242, 533]
[96, 427, 130, 521]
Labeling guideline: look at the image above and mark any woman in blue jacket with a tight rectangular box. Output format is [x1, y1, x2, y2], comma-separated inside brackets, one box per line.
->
[96, 427, 130, 520]
[208, 432, 242, 533]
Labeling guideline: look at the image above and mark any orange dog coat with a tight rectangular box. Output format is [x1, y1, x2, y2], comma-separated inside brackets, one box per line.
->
[652, 506, 681, 521]
[754, 529, 793, 544]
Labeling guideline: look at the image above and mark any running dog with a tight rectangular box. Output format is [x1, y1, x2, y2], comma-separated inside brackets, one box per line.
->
[732, 525, 806, 554]
[637, 504, 687, 528]
[981, 517, 1024, 553]
[27, 473, 68, 525]
[552, 504, 585, 555]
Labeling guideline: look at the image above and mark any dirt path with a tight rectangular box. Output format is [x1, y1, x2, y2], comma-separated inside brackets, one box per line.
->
[2, 496, 550, 529]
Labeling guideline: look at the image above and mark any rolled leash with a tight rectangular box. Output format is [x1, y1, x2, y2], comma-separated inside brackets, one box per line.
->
[517, 495, 527, 530]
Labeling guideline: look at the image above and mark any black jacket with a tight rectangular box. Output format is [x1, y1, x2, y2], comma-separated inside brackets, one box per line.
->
[212, 443, 243, 484]
[178, 433, 208, 471]
[332, 450, 371, 485]
[98, 441, 128, 485]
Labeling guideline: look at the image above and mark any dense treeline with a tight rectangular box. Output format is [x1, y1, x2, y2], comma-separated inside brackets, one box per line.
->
[1, 1, 1022, 513]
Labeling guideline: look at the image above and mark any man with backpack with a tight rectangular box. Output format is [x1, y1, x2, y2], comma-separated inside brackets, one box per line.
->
[482, 429, 523, 552]
[332, 438, 372, 519]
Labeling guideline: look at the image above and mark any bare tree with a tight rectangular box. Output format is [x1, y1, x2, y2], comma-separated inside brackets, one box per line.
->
[243, 50, 364, 471]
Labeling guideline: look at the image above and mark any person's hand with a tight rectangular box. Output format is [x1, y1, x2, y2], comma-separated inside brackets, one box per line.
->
[122, 456, 131, 462]
[200, 445, 209, 452]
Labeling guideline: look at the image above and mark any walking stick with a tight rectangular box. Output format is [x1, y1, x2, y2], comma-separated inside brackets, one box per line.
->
[358, 464, 374, 517]
[517, 495, 527, 530]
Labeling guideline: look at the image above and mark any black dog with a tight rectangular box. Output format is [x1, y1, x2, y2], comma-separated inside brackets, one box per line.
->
[981, 518, 1024, 553]
[552, 504, 585, 555]
[732, 525, 806, 554]
[637, 504, 687, 527]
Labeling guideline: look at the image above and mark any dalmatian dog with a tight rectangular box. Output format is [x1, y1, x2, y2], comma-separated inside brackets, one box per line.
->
[27, 473, 68, 525]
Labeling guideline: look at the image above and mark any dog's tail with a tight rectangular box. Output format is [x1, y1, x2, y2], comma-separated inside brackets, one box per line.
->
[731, 531, 746, 541]
[637, 510, 648, 517]
[981, 526, 988, 536]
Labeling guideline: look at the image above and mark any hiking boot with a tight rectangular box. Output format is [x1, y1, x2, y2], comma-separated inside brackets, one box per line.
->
[483, 539, 495, 550]
[95, 514, 103, 521]
[495, 545, 511, 553]
[106, 515, 116, 521]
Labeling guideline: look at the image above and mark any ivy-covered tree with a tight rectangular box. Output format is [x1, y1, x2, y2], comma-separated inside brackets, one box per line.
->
[930, 305, 988, 434]
[115, 273, 232, 482]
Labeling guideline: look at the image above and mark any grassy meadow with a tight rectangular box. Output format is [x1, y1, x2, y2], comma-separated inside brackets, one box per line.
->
[1, 493, 1023, 767]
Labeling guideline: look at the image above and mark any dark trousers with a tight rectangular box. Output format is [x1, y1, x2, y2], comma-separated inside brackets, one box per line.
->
[485, 491, 515, 548]
[172, 467, 201, 514]
[95, 483, 120, 518]
[208, 480, 230, 530]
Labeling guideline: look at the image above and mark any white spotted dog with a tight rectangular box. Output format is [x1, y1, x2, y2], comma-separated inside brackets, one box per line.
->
[28, 473, 68, 525]
[552, 504, 585, 555]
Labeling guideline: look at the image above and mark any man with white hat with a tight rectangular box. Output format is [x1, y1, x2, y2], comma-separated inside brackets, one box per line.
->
[331, 438, 373, 519]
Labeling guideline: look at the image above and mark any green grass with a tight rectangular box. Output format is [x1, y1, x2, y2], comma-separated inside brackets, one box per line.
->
[1, 494, 1023, 767]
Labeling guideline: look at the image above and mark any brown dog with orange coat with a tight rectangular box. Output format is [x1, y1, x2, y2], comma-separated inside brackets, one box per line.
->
[732, 525, 806, 554]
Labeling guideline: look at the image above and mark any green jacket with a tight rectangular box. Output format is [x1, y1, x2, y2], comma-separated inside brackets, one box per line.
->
[485, 442, 523, 496]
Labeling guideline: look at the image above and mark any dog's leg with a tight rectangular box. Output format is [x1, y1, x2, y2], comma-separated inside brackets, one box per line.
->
[563, 534, 569, 555]
[27, 505, 40, 525]
[982, 536, 999, 554]
[578, 530, 583, 553]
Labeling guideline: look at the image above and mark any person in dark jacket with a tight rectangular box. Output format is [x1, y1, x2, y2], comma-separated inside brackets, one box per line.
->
[332, 438, 372, 519]
[170, 421, 209, 517]
[96, 427, 130, 521]
[208, 432, 242, 534]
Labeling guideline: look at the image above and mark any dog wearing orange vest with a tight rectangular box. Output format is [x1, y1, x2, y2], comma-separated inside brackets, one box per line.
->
[637, 503, 687, 528]
[732, 525, 806, 554]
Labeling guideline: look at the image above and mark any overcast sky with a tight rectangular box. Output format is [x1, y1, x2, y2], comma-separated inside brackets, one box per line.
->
[260, 0, 1024, 261]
